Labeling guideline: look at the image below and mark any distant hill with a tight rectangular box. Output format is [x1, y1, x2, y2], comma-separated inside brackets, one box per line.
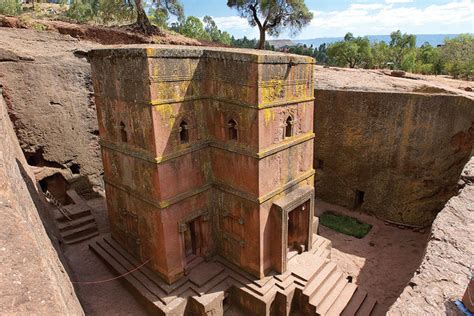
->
[295, 34, 468, 48]
[267, 39, 296, 49]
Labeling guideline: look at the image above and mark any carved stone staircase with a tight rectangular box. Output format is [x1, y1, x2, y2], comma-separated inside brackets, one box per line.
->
[54, 189, 99, 244]
[90, 231, 378, 315]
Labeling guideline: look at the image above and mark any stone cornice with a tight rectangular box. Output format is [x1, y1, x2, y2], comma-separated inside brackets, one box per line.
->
[103, 168, 315, 210]
[99, 132, 315, 164]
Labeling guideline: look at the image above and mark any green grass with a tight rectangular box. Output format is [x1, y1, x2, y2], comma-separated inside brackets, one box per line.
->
[320, 211, 372, 239]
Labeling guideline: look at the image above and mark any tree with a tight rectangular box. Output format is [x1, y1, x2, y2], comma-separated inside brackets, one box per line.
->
[440, 34, 474, 79]
[178, 16, 211, 41]
[371, 41, 390, 69]
[327, 33, 372, 68]
[389, 30, 416, 70]
[0, 0, 21, 16]
[132, 0, 184, 34]
[227, 0, 313, 49]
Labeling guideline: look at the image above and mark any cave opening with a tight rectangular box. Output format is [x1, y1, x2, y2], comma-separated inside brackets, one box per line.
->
[39, 173, 71, 205]
[353, 190, 365, 210]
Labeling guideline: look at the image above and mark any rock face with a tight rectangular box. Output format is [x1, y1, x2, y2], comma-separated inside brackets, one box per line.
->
[0, 92, 83, 314]
[314, 89, 473, 226]
[0, 28, 103, 193]
[388, 156, 474, 314]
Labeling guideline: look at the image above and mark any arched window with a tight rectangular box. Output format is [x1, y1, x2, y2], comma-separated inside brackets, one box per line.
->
[119, 121, 128, 143]
[228, 119, 238, 140]
[179, 120, 189, 143]
[284, 116, 293, 138]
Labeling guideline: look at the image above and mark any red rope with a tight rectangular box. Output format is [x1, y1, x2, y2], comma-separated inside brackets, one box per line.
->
[72, 258, 151, 285]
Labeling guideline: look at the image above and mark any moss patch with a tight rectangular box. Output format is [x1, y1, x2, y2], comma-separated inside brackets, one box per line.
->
[320, 211, 372, 238]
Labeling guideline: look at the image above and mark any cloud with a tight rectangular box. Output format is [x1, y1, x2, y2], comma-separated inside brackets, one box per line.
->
[385, 0, 413, 3]
[208, 15, 260, 38]
[209, 0, 474, 39]
[300, 0, 474, 38]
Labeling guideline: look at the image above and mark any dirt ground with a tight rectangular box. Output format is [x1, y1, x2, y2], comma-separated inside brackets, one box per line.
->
[315, 199, 430, 314]
[62, 197, 430, 315]
[61, 198, 147, 315]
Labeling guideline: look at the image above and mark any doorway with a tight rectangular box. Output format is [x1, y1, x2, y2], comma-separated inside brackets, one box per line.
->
[287, 200, 310, 256]
[183, 218, 202, 263]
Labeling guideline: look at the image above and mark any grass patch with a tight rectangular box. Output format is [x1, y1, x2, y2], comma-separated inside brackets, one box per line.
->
[320, 211, 372, 239]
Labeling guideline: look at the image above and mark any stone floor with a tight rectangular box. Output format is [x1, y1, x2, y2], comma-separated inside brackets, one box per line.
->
[315, 199, 430, 314]
[62, 196, 430, 315]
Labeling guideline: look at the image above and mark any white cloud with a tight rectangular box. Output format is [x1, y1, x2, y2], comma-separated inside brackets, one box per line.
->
[208, 15, 260, 38]
[210, 0, 474, 39]
[299, 0, 474, 38]
[385, 0, 413, 3]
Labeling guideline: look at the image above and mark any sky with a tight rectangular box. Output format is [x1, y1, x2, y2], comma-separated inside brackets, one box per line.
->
[176, 0, 474, 39]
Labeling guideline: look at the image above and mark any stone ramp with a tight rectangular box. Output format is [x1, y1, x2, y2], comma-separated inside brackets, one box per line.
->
[54, 189, 99, 244]
[89, 234, 377, 315]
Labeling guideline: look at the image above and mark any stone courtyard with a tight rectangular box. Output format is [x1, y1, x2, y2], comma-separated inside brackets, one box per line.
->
[0, 27, 472, 316]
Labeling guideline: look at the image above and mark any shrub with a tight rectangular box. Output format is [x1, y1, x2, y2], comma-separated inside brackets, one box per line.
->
[0, 0, 21, 16]
[320, 211, 372, 238]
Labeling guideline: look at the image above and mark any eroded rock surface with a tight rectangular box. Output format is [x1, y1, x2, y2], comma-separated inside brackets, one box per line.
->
[0, 92, 83, 314]
[0, 27, 103, 193]
[314, 88, 474, 226]
[389, 157, 474, 314]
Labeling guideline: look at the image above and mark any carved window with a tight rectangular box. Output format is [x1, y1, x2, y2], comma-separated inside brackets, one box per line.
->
[119, 121, 128, 143]
[179, 120, 189, 144]
[228, 119, 238, 140]
[284, 116, 294, 138]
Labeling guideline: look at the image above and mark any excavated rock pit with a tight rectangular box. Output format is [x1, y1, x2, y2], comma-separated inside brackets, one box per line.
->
[0, 27, 472, 315]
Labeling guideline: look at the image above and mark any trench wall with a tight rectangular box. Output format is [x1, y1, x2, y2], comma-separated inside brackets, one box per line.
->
[0, 92, 83, 314]
[314, 89, 473, 226]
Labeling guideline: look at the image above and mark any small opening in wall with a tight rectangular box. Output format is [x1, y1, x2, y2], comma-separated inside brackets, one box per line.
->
[119, 121, 128, 143]
[284, 116, 293, 138]
[354, 190, 365, 210]
[316, 159, 324, 170]
[228, 119, 238, 140]
[70, 163, 81, 175]
[179, 120, 189, 144]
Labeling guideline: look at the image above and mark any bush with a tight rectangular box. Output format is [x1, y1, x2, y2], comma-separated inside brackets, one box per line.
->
[0, 0, 21, 16]
[66, 2, 95, 23]
[320, 211, 372, 238]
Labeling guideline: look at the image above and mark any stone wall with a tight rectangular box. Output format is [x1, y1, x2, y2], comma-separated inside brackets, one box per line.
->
[0, 92, 83, 314]
[388, 157, 474, 314]
[314, 89, 473, 226]
[0, 28, 103, 195]
[89, 46, 315, 282]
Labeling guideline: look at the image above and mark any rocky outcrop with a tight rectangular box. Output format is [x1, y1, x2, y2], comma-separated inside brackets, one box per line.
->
[0, 92, 83, 314]
[388, 157, 474, 314]
[0, 28, 103, 193]
[314, 88, 474, 226]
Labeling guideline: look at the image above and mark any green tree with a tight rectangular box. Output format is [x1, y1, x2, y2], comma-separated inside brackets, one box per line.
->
[0, 0, 21, 16]
[441, 34, 474, 79]
[132, 0, 184, 34]
[179, 16, 211, 41]
[327, 33, 372, 68]
[371, 41, 390, 69]
[227, 0, 313, 49]
[389, 30, 416, 70]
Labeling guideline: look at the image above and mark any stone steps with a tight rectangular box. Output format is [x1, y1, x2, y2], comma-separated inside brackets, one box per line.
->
[62, 222, 98, 244]
[90, 234, 378, 316]
[341, 288, 377, 316]
[325, 283, 358, 315]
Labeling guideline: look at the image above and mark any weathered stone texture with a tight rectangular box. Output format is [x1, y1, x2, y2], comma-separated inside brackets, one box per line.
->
[89, 45, 316, 284]
[0, 28, 103, 193]
[314, 89, 474, 226]
[0, 93, 83, 315]
[388, 157, 474, 315]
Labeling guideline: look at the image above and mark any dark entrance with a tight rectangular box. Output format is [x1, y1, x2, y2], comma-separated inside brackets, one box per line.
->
[287, 199, 310, 255]
[184, 218, 203, 262]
